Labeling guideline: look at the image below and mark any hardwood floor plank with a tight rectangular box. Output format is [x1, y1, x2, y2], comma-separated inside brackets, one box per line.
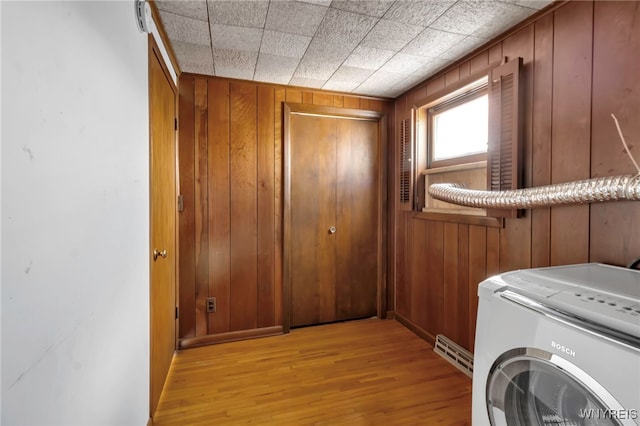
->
[153, 319, 471, 425]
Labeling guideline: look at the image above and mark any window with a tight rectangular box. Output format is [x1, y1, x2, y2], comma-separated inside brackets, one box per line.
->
[407, 58, 523, 219]
[418, 76, 489, 216]
[428, 78, 488, 168]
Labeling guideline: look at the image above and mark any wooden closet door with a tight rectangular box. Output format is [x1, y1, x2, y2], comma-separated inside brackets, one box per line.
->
[289, 113, 379, 328]
[335, 119, 379, 321]
[290, 114, 338, 327]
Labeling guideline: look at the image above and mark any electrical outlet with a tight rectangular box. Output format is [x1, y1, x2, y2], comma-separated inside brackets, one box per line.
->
[206, 297, 216, 313]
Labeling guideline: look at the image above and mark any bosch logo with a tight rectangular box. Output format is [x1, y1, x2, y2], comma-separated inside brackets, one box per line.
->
[551, 341, 576, 357]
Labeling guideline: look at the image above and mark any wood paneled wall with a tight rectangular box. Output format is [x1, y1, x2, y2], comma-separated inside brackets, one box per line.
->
[393, 1, 640, 351]
[178, 76, 394, 343]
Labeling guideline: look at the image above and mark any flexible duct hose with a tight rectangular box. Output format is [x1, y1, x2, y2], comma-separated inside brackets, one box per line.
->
[428, 175, 640, 209]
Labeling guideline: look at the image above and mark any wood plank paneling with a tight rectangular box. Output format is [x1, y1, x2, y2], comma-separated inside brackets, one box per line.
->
[445, 68, 460, 87]
[443, 223, 459, 342]
[178, 77, 196, 338]
[369, 99, 383, 112]
[408, 86, 427, 107]
[285, 89, 302, 104]
[489, 43, 503, 66]
[589, 1, 640, 266]
[343, 96, 360, 109]
[229, 82, 258, 331]
[470, 51, 489, 74]
[257, 86, 275, 328]
[409, 219, 427, 329]
[457, 224, 469, 348]
[302, 91, 313, 105]
[395, 213, 409, 317]
[468, 225, 486, 352]
[425, 221, 444, 338]
[531, 13, 553, 268]
[499, 25, 533, 273]
[426, 76, 445, 97]
[486, 227, 500, 277]
[313, 92, 333, 106]
[208, 79, 231, 335]
[550, 1, 593, 266]
[459, 61, 471, 79]
[194, 78, 209, 336]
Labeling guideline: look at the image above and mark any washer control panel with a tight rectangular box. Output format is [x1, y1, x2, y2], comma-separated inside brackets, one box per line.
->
[494, 264, 640, 338]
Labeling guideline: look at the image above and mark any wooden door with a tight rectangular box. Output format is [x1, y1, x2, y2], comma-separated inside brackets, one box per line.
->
[335, 119, 379, 321]
[288, 109, 379, 328]
[149, 37, 177, 417]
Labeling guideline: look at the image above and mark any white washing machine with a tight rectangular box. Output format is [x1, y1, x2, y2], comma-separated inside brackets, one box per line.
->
[472, 263, 640, 425]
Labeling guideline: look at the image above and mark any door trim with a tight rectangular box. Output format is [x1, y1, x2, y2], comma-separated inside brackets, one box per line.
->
[283, 103, 387, 333]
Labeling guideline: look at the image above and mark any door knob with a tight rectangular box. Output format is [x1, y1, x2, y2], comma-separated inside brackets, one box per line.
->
[153, 249, 167, 261]
[328, 226, 336, 234]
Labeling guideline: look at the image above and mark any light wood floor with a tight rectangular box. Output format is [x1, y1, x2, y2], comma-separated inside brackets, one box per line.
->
[152, 319, 472, 425]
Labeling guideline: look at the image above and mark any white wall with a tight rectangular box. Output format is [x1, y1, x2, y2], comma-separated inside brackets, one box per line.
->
[1, 2, 150, 425]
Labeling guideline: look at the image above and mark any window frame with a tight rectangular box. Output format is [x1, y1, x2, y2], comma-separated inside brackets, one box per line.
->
[413, 73, 491, 217]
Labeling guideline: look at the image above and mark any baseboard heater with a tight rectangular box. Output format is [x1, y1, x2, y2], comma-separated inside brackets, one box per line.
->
[433, 334, 474, 378]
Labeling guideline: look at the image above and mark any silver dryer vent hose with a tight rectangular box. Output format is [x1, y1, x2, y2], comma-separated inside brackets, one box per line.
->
[428, 175, 640, 209]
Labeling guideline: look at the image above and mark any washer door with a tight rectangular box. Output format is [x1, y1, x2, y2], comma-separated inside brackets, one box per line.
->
[487, 348, 635, 426]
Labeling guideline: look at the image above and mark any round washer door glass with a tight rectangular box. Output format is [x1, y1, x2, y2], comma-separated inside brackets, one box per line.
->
[487, 348, 632, 426]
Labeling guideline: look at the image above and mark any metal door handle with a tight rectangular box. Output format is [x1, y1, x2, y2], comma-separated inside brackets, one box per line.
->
[328, 226, 336, 234]
[153, 249, 167, 261]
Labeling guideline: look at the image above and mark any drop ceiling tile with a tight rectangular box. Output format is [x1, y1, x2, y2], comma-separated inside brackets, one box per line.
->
[155, 0, 208, 21]
[210, 24, 262, 52]
[294, 57, 341, 81]
[208, 0, 268, 28]
[361, 19, 424, 51]
[264, 1, 328, 37]
[322, 79, 360, 92]
[383, 0, 455, 27]
[159, 11, 210, 45]
[359, 69, 406, 88]
[343, 46, 395, 70]
[172, 41, 214, 75]
[213, 48, 258, 80]
[471, 2, 535, 39]
[289, 76, 326, 88]
[330, 65, 374, 83]
[260, 31, 311, 59]
[439, 36, 487, 60]
[330, 1, 394, 18]
[414, 57, 451, 75]
[354, 80, 398, 96]
[315, 8, 378, 48]
[254, 54, 300, 84]
[402, 28, 466, 58]
[430, 1, 504, 36]
[302, 38, 353, 64]
[379, 53, 430, 74]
